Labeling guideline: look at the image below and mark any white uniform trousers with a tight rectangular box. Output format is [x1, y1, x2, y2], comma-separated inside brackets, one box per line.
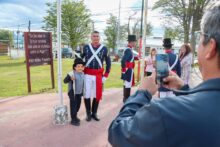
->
[84, 74, 96, 99]
[123, 69, 134, 88]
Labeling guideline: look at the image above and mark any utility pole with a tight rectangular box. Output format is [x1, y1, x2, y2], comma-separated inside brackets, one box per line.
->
[128, 12, 137, 35]
[141, 0, 148, 81]
[115, 0, 121, 55]
[137, 0, 144, 82]
[28, 20, 31, 32]
[92, 21, 95, 31]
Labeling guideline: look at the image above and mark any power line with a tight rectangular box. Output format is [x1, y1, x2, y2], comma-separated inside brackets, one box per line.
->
[92, 7, 143, 16]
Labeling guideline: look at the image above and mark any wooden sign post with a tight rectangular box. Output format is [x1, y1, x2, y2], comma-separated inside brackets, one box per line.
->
[24, 32, 55, 93]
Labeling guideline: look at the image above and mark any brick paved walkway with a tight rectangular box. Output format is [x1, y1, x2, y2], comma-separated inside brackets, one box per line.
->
[0, 69, 202, 147]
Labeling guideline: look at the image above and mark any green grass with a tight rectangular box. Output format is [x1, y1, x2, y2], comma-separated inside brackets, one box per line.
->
[0, 56, 125, 98]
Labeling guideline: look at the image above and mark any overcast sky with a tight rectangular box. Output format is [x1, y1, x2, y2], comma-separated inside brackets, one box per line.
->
[0, 0, 164, 36]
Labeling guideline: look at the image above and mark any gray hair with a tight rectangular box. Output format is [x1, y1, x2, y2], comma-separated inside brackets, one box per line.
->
[201, 4, 220, 67]
[201, 5, 220, 48]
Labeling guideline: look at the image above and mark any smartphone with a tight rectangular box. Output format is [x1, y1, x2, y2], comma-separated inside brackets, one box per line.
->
[156, 54, 169, 85]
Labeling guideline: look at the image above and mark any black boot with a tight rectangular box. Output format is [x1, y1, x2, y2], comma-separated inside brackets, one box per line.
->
[84, 98, 91, 121]
[123, 86, 126, 103]
[92, 98, 100, 121]
[123, 88, 131, 103]
[71, 115, 80, 126]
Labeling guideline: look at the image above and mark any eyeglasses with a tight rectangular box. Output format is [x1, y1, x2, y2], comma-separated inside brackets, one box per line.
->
[196, 31, 220, 49]
[197, 31, 209, 39]
[195, 31, 210, 43]
[92, 35, 99, 37]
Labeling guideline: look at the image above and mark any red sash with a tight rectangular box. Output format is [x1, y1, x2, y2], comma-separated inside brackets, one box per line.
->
[125, 62, 135, 86]
[84, 68, 104, 101]
[125, 62, 135, 68]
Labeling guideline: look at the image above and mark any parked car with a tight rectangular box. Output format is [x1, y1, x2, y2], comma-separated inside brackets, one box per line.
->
[53, 48, 73, 58]
[62, 48, 73, 58]
[117, 48, 139, 58]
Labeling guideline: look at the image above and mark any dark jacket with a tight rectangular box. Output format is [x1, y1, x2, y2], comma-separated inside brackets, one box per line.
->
[159, 51, 181, 92]
[167, 52, 181, 77]
[81, 44, 111, 77]
[121, 48, 134, 82]
[108, 78, 220, 147]
[63, 73, 75, 99]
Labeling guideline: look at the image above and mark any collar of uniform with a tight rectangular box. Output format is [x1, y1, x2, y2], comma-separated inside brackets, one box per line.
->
[91, 43, 101, 49]
[165, 49, 172, 53]
[127, 44, 133, 49]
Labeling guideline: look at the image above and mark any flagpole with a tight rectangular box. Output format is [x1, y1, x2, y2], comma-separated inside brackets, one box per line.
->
[53, 0, 68, 125]
[57, 0, 63, 105]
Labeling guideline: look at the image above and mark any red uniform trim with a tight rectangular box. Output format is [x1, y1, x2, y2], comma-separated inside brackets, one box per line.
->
[127, 45, 133, 48]
[103, 72, 109, 78]
[125, 62, 135, 68]
[134, 56, 139, 60]
[91, 43, 101, 48]
[165, 49, 172, 53]
[84, 68, 104, 101]
[122, 68, 126, 72]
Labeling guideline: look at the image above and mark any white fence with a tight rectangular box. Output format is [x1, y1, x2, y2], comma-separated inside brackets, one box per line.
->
[8, 49, 25, 59]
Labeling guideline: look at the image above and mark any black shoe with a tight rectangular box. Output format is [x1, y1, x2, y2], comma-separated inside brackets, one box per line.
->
[92, 113, 100, 121]
[71, 119, 80, 126]
[86, 112, 92, 121]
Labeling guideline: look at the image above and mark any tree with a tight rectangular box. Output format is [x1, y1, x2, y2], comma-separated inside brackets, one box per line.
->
[153, 0, 211, 62]
[164, 26, 182, 40]
[104, 14, 127, 53]
[104, 14, 153, 54]
[104, 14, 117, 52]
[153, 0, 210, 43]
[190, 0, 210, 62]
[0, 29, 14, 47]
[131, 19, 153, 38]
[42, 0, 91, 50]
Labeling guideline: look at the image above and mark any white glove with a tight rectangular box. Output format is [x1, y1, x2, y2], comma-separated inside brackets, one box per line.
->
[102, 77, 106, 83]
[68, 71, 75, 81]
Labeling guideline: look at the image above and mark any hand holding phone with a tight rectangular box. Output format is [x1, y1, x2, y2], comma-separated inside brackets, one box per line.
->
[163, 71, 185, 90]
[156, 54, 169, 85]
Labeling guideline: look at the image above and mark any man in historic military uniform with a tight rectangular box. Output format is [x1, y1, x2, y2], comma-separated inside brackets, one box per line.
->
[121, 35, 139, 103]
[159, 38, 181, 98]
[81, 31, 111, 121]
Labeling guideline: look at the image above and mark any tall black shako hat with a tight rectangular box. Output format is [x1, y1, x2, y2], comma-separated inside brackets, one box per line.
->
[128, 35, 137, 42]
[73, 58, 85, 69]
[163, 38, 173, 48]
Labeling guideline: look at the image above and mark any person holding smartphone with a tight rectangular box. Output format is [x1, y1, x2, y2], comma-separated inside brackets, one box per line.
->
[109, 5, 220, 147]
